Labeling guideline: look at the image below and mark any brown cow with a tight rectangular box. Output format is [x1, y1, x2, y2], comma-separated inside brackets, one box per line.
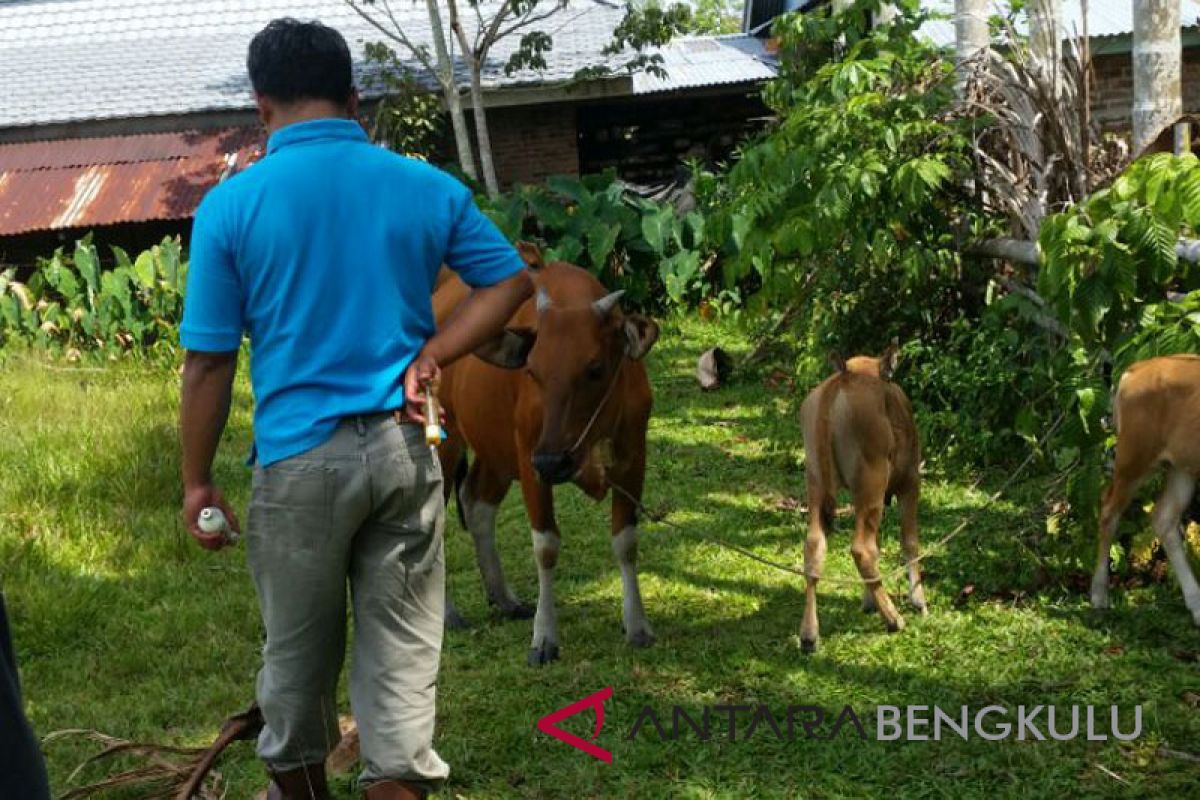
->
[798, 344, 926, 652]
[1090, 354, 1200, 626]
[433, 244, 660, 665]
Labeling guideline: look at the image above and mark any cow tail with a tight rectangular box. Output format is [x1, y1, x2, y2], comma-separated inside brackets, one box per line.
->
[815, 378, 840, 531]
[820, 494, 836, 534]
[452, 452, 470, 531]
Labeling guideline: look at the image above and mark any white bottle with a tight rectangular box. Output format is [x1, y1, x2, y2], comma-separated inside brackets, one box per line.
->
[198, 506, 239, 543]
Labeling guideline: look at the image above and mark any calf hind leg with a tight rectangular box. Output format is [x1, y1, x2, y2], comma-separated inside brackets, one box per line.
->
[1091, 444, 1151, 610]
[899, 485, 926, 614]
[1154, 469, 1200, 627]
[851, 485, 904, 634]
[800, 488, 832, 653]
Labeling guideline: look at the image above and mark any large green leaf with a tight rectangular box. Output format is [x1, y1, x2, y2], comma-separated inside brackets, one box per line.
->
[641, 207, 675, 256]
[587, 223, 621, 270]
[74, 238, 101, 310]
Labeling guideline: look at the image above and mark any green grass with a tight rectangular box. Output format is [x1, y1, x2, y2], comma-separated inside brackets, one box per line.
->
[2, 318, 1199, 799]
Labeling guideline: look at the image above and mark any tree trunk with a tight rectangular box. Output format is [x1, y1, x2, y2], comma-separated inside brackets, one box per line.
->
[954, 0, 989, 98]
[467, 62, 501, 197]
[1132, 0, 1182, 154]
[424, 0, 478, 181]
[1027, 0, 1063, 96]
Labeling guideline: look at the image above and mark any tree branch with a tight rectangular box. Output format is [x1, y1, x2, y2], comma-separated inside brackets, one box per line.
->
[345, 0, 437, 78]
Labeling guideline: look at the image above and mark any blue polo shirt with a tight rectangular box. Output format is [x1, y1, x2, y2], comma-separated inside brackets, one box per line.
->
[181, 118, 523, 466]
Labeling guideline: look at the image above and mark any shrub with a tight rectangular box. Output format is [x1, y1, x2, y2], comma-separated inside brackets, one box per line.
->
[0, 235, 186, 358]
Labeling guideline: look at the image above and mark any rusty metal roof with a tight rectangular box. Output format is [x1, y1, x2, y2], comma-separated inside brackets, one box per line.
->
[0, 128, 263, 236]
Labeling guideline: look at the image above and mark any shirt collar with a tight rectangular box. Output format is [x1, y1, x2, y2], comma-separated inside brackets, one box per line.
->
[266, 118, 369, 155]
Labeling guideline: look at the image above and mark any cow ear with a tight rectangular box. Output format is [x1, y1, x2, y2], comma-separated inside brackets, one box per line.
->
[473, 327, 537, 369]
[879, 339, 900, 381]
[516, 241, 545, 271]
[622, 314, 659, 361]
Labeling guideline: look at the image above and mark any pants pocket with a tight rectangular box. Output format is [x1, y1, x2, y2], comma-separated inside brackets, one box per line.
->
[249, 461, 337, 553]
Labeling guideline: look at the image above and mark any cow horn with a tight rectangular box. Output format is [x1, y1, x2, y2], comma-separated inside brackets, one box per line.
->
[592, 290, 625, 317]
[536, 287, 552, 313]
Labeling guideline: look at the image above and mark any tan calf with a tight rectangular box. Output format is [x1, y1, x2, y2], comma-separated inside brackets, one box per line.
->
[1091, 354, 1200, 626]
[798, 345, 926, 652]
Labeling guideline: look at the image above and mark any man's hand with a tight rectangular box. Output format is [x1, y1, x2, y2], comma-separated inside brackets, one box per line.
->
[183, 483, 241, 551]
[180, 349, 238, 551]
[403, 350, 441, 424]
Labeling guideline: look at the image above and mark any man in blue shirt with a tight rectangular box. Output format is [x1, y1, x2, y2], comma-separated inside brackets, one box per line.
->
[179, 18, 532, 800]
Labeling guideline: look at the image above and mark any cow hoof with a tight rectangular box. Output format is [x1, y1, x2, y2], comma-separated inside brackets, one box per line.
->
[627, 629, 656, 649]
[912, 602, 929, 616]
[496, 600, 535, 621]
[861, 600, 877, 614]
[527, 642, 560, 666]
[885, 616, 906, 634]
[444, 608, 472, 630]
[800, 637, 818, 654]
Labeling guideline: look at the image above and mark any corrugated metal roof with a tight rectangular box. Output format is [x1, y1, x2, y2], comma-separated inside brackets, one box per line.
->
[918, 0, 1200, 48]
[633, 35, 778, 95]
[0, 128, 263, 235]
[0, 1, 776, 131]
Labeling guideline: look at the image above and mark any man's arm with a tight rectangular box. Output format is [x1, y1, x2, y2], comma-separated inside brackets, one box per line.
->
[180, 350, 241, 550]
[424, 270, 532, 366]
[403, 270, 532, 421]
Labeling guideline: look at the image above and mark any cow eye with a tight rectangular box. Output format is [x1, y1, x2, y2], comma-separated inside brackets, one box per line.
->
[586, 360, 605, 381]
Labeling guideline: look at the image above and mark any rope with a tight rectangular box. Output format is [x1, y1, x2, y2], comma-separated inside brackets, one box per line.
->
[608, 408, 1069, 590]
[568, 357, 625, 456]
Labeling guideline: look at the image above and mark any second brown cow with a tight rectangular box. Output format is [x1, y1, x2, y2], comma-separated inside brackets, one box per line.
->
[798, 344, 927, 652]
[433, 245, 660, 665]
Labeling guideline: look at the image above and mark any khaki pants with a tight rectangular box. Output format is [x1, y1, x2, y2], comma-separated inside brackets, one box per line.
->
[246, 413, 449, 793]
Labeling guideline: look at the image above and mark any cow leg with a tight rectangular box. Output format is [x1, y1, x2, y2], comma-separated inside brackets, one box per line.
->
[1153, 468, 1200, 626]
[1091, 445, 1150, 610]
[611, 459, 655, 649]
[518, 459, 561, 666]
[851, 476, 904, 634]
[460, 462, 533, 620]
[800, 487, 831, 653]
[899, 483, 926, 614]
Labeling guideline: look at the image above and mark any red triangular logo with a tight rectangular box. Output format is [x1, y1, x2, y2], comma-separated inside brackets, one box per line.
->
[535, 686, 613, 763]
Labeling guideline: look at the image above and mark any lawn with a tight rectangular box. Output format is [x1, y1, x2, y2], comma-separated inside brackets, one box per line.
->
[2, 317, 1199, 799]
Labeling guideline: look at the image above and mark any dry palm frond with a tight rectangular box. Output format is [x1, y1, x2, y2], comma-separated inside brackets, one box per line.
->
[45, 704, 263, 800]
[954, 19, 1127, 242]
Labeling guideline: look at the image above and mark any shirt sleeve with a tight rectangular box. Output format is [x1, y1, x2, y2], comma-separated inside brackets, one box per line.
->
[181, 191, 244, 352]
[444, 184, 525, 288]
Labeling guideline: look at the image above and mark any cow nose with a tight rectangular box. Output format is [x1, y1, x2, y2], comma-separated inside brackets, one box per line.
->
[532, 451, 574, 484]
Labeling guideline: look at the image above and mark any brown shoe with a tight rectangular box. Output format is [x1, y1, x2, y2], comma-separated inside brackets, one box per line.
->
[265, 764, 333, 800]
[363, 780, 426, 800]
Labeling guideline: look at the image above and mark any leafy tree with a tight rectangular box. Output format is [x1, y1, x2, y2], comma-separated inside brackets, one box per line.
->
[355, 1, 693, 195]
[362, 42, 445, 157]
[704, 0, 989, 361]
[347, 0, 480, 181]
[687, 0, 743, 35]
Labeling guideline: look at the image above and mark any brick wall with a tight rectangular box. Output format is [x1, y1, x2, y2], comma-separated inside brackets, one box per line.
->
[483, 104, 579, 188]
[1091, 47, 1200, 131]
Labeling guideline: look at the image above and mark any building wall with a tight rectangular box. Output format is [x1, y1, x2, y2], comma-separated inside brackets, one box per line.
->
[1092, 47, 1200, 131]
[485, 105, 580, 188]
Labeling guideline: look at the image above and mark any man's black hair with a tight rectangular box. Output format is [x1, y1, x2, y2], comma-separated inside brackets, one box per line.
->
[248, 18, 353, 105]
